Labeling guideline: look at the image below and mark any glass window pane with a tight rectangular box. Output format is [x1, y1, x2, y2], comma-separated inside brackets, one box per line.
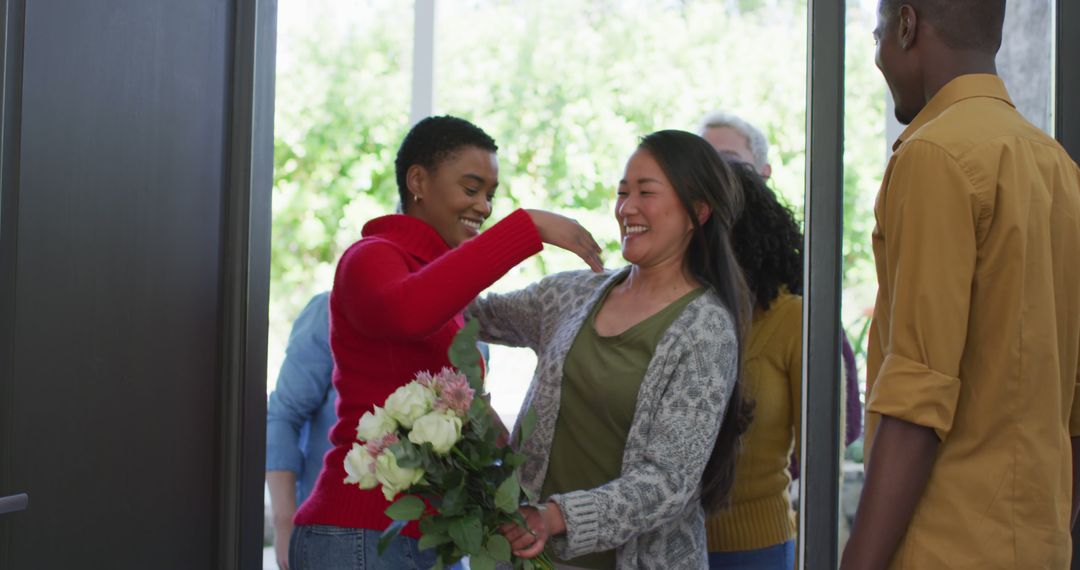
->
[839, 0, 885, 553]
[270, 1, 414, 383]
[437, 0, 809, 437]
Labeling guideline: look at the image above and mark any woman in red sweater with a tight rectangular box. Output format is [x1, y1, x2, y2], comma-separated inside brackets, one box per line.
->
[290, 116, 602, 570]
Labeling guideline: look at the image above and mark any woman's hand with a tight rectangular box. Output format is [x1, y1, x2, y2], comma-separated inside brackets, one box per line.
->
[499, 502, 566, 559]
[526, 210, 604, 273]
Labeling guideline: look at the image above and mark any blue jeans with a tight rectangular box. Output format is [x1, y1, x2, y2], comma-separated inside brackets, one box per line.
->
[289, 525, 439, 570]
[708, 540, 796, 570]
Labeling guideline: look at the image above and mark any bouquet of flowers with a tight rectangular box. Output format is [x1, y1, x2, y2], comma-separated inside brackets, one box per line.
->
[343, 320, 553, 570]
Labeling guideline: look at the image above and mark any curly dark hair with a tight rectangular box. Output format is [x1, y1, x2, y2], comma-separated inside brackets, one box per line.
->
[728, 161, 803, 311]
[394, 115, 498, 211]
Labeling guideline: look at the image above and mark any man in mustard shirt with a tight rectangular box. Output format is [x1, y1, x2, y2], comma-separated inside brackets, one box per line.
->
[841, 1, 1080, 569]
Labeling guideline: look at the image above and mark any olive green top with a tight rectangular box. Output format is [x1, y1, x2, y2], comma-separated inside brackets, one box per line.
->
[541, 280, 704, 569]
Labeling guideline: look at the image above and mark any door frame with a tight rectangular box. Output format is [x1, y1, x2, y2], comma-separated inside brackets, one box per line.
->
[217, 0, 277, 567]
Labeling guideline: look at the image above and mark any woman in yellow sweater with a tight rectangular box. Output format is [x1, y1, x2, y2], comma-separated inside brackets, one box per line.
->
[705, 162, 804, 569]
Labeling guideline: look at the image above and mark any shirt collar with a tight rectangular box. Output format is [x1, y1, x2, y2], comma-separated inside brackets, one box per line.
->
[893, 74, 1015, 151]
[361, 214, 450, 263]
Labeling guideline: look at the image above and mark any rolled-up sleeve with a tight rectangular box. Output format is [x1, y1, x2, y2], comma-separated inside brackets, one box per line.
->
[266, 292, 334, 472]
[867, 141, 979, 440]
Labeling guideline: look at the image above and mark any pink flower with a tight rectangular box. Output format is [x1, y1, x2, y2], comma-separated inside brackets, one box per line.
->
[431, 367, 475, 415]
[414, 370, 436, 388]
[365, 432, 399, 456]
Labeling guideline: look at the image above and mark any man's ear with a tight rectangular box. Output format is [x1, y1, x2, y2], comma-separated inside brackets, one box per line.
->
[898, 4, 918, 50]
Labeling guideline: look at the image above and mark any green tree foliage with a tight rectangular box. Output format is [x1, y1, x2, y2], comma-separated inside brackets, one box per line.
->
[270, 0, 885, 384]
[272, 2, 412, 327]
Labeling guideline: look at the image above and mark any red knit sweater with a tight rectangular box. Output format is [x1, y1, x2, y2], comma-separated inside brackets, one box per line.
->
[294, 209, 542, 537]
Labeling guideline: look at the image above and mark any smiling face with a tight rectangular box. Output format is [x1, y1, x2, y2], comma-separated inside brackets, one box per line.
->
[407, 146, 498, 248]
[615, 148, 696, 268]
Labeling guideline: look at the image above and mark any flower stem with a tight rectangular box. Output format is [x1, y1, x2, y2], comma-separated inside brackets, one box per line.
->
[534, 552, 555, 570]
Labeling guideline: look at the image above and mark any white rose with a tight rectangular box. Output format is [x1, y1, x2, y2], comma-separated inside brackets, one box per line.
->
[356, 406, 398, 442]
[383, 382, 435, 429]
[374, 449, 424, 501]
[408, 411, 463, 455]
[342, 443, 378, 489]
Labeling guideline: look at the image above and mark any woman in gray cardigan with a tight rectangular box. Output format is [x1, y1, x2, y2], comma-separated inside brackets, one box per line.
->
[471, 130, 754, 569]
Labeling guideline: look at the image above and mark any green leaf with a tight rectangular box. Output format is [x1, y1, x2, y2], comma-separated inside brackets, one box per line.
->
[495, 473, 520, 514]
[468, 396, 489, 424]
[440, 484, 467, 517]
[444, 470, 464, 490]
[449, 319, 480, 366]
[520, 407, 538, 443]
[483, 423, 498, 447]
[417, 532, 453, 551]
[461, 363, 483, 391]
[448, 514, 484, 555]
[520, 483, 538, 504]
[377, 519, 407, 555]
[388, 439, 424, 469]
[384, 495, 425, 521]
[448, 320, 484, 390]
[485, 534, 512, 562]
[522, 558, 535, 570]
[419, 515, 449, 535]
[469, 553, 496, 570]
[504, 452, 526, 468]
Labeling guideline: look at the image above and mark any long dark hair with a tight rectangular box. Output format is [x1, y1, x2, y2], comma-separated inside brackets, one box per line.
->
[728, 161, 803, 310]
[637, 130, 754, 513]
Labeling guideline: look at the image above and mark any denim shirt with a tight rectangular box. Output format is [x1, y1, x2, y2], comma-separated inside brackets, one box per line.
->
[266, 292, 337, 505]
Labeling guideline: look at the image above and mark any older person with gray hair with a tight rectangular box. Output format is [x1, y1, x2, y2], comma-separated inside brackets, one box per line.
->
[697, 110, 864, 569]
[698, 110, 772, 179]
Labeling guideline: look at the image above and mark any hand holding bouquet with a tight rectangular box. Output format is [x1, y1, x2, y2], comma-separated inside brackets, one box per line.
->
[344, 320, 553, 570]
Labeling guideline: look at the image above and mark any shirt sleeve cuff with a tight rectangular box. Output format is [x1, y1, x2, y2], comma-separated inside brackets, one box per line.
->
[481, 208, 544, 264]
[867, 352, 961, 440]
[265, 422, 304, 473]
[547, 491, 601, 559]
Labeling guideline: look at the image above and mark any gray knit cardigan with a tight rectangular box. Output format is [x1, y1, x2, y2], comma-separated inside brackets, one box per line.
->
[467, 268, 739, 569]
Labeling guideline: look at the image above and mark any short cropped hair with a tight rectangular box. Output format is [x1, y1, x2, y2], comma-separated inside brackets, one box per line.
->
[394, 115, 498, 209]
[880, 0, 1006, 54]
[697, 110, 770, 170]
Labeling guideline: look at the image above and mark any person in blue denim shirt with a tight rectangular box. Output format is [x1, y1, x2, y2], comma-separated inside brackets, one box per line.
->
[266, 292, 337, 570]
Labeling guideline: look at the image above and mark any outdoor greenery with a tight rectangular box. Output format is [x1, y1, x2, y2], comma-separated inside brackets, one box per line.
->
[270, 0, 886, 387]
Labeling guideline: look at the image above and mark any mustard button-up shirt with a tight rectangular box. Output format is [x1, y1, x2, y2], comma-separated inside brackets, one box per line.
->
[865, 74, 1080, 569]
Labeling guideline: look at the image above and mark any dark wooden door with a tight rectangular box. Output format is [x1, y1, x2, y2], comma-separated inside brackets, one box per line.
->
[0, 1, 276, 568]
